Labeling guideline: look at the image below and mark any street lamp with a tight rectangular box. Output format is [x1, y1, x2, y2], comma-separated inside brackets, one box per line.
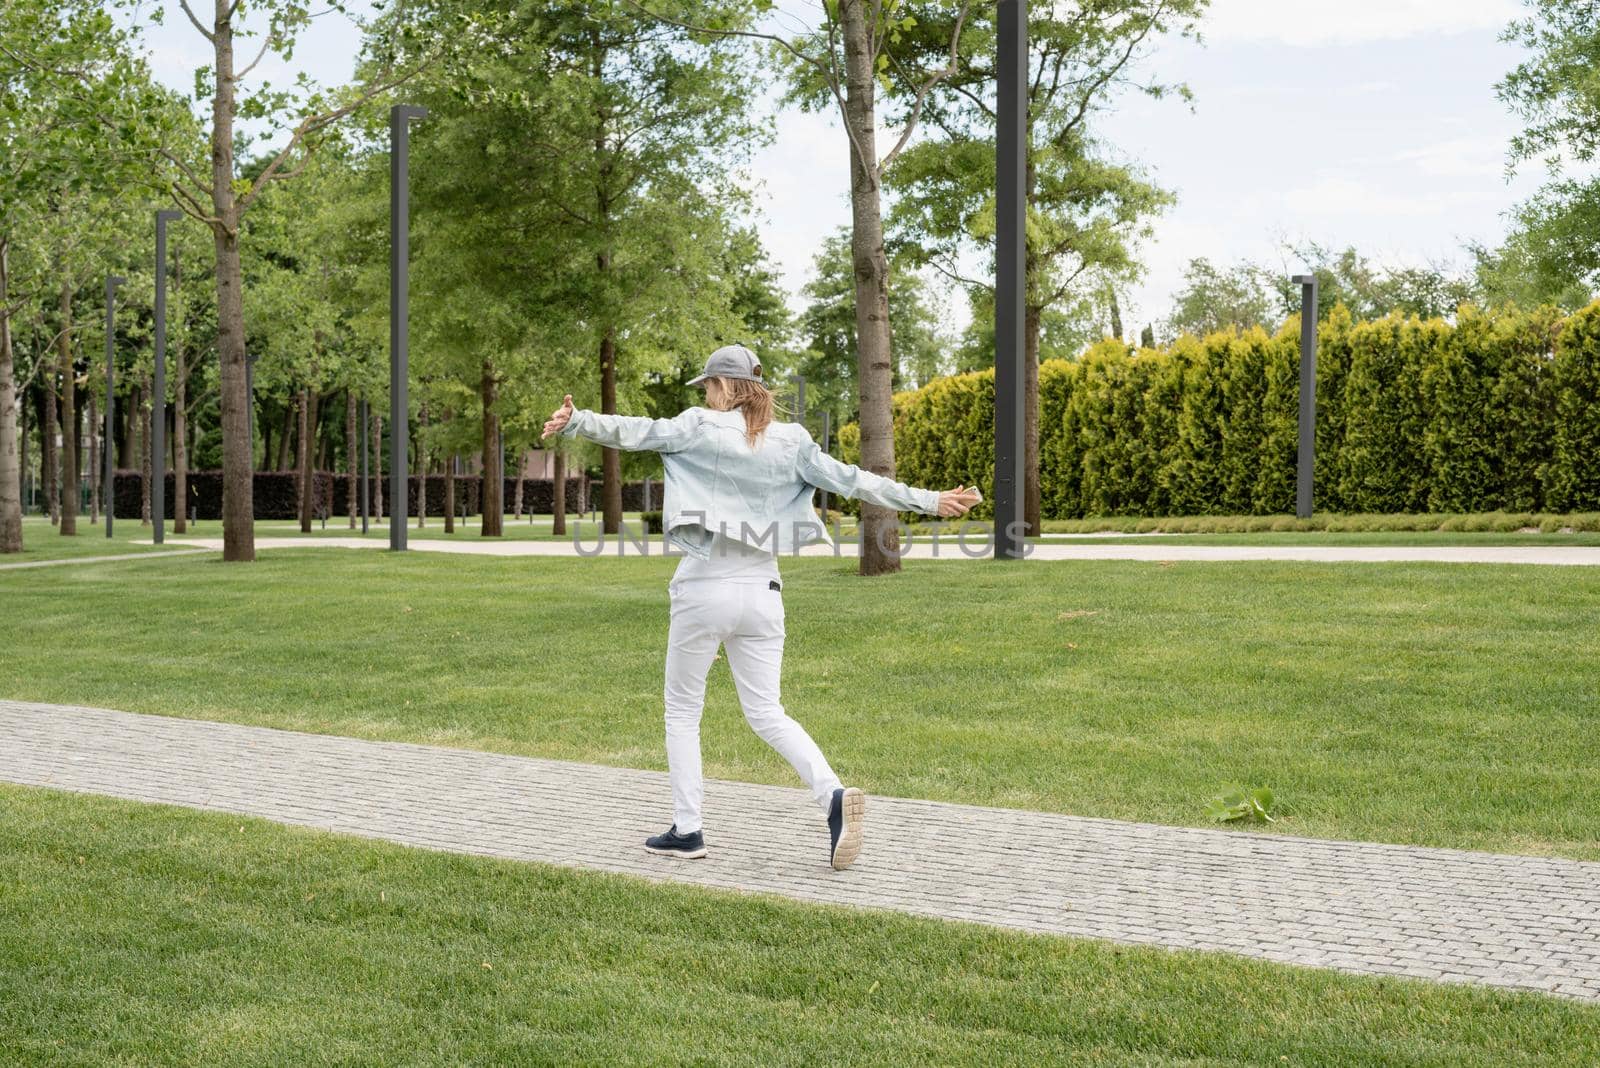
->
[993, 0, 1027, 560]
[104, 274, 124, 538]
[1292, 273, 1319, 519]
[151, 209, 182, 544]
[390, 103, 427, 552]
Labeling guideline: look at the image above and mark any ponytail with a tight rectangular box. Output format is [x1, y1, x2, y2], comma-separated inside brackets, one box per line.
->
[706, 375, 791, 448]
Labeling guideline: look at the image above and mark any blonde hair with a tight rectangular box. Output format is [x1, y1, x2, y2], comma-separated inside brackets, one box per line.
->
[704, 375, 791, 448]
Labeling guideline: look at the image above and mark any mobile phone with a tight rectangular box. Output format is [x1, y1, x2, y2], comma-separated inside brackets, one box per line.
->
[965, 485, 983, 502]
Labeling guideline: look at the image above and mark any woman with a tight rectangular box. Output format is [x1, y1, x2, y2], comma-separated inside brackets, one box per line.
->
[542, 343, 979, 871]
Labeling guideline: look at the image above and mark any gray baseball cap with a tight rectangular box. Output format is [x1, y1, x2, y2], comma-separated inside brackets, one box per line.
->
[687, 343, 764, 386]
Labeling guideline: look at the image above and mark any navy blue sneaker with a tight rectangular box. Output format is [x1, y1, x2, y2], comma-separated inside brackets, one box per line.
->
[827, 787, 866, 870]
[645, 825, 707, 859]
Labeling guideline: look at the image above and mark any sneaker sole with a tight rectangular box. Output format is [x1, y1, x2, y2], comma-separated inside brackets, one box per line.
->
[644, 844, 707, 860]
[830, 787, 866, 871]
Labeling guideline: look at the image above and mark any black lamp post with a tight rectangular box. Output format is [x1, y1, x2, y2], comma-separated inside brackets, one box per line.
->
[993, 0, 1027, 559]
[1293, 273, 1319, 519]
[359, 397, 370, 534]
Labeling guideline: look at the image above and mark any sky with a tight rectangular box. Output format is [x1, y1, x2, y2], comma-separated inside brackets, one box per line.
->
[130, 0, 1548, 339]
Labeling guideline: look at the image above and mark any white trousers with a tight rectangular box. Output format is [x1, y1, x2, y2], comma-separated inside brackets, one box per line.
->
[664, 576, 842, 834]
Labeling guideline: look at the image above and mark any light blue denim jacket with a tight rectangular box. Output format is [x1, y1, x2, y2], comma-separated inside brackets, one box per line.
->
[560, 405, 941, 558]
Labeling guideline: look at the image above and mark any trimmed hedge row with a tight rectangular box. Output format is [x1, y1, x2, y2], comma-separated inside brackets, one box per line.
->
[839, 301, 1600, 518]
[112, 471, 332, 521]
[112, 473, 594, 520]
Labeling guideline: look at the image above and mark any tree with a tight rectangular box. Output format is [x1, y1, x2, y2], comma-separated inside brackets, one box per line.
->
[1165, 257, 1278, 338]
[397, 0, 766, 537]
[1271, 243, 1477, 323]
[0, 0, 163, 550]
[152, 0, 429, 561]
[798, 227, 949, 435]
[887, 0, 1199, 536]
[1493, 0, 1600, 305]
[635, 0, 974, 574]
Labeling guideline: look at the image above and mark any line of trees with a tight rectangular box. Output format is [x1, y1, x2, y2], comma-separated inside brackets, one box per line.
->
[10, 0, 1598, 559]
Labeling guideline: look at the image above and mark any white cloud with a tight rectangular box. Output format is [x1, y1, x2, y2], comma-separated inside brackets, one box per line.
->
[1393, 137, 1511, 179]
[1279, 175, 1501, 217]
[1199, 0, 1520, 47]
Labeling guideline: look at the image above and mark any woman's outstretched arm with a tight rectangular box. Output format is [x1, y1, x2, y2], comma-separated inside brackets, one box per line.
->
[796, 430, 980, 517]
[542, 394, 700, 453]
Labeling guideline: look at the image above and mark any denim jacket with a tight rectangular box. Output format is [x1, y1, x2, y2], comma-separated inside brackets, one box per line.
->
[559, 405, 941, 558]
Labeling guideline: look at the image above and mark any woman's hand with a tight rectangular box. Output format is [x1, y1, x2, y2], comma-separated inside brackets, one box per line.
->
[937, 485, 982, 518]
[541, 394, 575, 440]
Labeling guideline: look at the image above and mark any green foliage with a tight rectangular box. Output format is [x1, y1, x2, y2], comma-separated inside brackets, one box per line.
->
[1206, 784, 1278, 824]
[396, 0, 774, 478]
[1164, 257, 1281, 338]
[1488, 1, 1600, 305]
[1545, 302, 1600, 510]
[836, 301, 1600, 518]
[1337, 314, 1435, 513]
[885, 1, 1198, 356]
[797, 227, 947, 435]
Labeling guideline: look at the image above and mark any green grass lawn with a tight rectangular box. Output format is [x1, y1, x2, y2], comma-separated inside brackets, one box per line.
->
[3, 549, 1596, 860]
[3, 784, 1595, 1067]
[20, 511, 1598, 554]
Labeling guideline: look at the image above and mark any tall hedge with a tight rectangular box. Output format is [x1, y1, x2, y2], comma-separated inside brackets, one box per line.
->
[836, 300, 1600, 518]
[1547, 303, 1600, 510]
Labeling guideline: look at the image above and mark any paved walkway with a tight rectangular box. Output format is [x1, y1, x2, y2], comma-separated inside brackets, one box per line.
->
[0, 549, 212, 571]
[153, 536, 1600, 566]
[2, 701, 1596, 1002]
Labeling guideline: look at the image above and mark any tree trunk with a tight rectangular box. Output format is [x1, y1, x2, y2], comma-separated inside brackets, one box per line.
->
[1024, 302, 1041, 538]
[139, 372, 151, 524]
[298, 387, 320, 532]
[552, 449, 566, 536]
[481, 360, 502, 536]
[0, 237, 22, 552]
[598, 329, 621, 535]
[173, 353, 188, 533]
[210, 0, 254, 561]
[88, 393, 99, 525]
[415, 404, 427, 529]
[371, 412, 384, 519]
[18, 385, 27, 513]
[43, 352, 58, 525]
[315, 411, 328, 473]
[119, 381, 134, 468]
[345, 390, 357, 528]
[57, 277, 78, 535]
[513, 451, 525, 518]
[1023, 149, 1042, 539]
[841, 0, 900, 576]
[169, 248, 187, 532]
[444, 454, 455, 534]
[275, 403, 292, 471]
